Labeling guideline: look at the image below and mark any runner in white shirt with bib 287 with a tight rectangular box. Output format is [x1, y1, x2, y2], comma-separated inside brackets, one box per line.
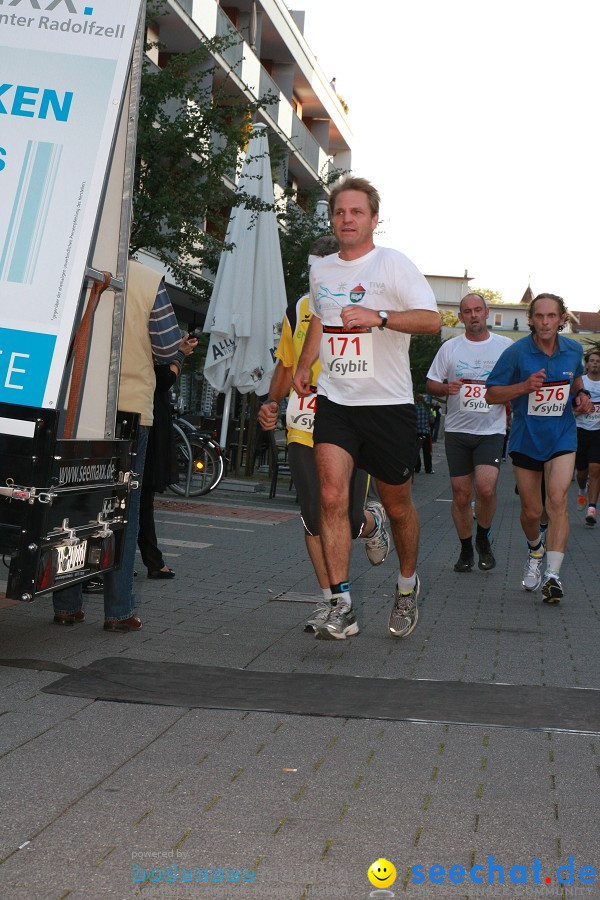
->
[426, 293, 512, 573]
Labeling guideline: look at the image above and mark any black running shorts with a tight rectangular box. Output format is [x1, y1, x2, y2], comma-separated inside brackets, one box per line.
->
[444, 432, 504, 477]
[313, 396, 416, 485]
[510, 449, 574, 471]
[575, 428, 600, 470]
[287, 441, 368, 537]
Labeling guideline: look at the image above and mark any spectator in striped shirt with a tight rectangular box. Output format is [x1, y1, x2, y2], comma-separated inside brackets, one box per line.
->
[52, 258, 192, 632]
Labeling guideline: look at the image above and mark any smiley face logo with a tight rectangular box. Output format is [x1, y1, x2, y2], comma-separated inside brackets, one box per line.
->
[367, 858, 397, 888]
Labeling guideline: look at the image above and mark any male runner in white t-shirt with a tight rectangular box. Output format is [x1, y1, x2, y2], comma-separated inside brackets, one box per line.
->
[292, 176, 440, 640]
[426, 293, 512, 572]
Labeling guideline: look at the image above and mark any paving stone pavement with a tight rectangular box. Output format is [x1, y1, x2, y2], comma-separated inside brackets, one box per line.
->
[1, 443, 600, 900]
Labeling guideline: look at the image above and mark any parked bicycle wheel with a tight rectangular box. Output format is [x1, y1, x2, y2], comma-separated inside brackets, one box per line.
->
[169, 434, 223, 497]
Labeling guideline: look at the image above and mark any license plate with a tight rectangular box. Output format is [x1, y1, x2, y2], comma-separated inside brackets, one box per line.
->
[55, 541, 88, 574]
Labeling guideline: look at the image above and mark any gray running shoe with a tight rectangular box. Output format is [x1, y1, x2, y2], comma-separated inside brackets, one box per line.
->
[388, 575, 420, 638]
[363, 500, 391, 566]
[541, 571, 563, 604]
[315, 602, 359, 640]
[522, 549, 544, 592]
[304, 600, 333, 633]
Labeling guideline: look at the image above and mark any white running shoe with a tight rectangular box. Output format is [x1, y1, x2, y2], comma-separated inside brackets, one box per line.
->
[388, 576, 420, 638]
[522, 549, 544, 592]
[304, 600, 333, 633]
[363, 500, 391, 566]
[315, 602, 359, 640]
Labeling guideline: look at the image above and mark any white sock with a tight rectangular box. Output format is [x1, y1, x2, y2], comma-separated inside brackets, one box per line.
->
[397, 573, 416, 594]
[332, 592, 351, 608]
[321, 588, 333, 601]
[546, 551, 564, 574]
[527, 535, 543, 552]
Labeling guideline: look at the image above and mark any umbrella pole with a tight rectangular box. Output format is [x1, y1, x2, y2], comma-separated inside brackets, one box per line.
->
[235, 393, 247, 474]
[245, 393, 259, 476]
[219, 388, 232, 452]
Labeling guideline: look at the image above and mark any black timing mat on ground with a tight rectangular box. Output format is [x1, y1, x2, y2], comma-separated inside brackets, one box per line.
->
[13, 656, 598, 734]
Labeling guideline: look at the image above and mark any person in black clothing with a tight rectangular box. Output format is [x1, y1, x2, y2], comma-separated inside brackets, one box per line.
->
[139, 334, 197, 577]
[430, 400, 442, 442]
[138, 364, 179, 578]
[414, 395, 433, 474]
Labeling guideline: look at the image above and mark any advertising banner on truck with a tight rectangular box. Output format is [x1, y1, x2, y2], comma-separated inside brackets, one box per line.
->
[0, 0, 143, 415]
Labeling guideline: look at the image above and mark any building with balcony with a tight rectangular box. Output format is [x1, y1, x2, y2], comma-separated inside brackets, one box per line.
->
[136, 1, 352, 415]
[139, 0, 352, 320]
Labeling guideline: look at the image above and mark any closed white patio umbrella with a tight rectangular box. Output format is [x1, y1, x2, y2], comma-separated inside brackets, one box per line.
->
[203, 123, 287, 450]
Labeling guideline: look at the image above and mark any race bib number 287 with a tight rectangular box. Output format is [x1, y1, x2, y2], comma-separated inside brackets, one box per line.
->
[459, 380, 490, 413]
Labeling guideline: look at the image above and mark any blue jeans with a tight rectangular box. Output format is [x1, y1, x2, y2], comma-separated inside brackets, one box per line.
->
[53, 426, 149, 621]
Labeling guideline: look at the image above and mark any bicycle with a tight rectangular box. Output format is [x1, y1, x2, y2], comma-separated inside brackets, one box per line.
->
[168, 413, 225, 497]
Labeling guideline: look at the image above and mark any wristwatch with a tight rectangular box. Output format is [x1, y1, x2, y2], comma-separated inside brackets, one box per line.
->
[377, 310, 388, 330]
[572, 388, 591, 407]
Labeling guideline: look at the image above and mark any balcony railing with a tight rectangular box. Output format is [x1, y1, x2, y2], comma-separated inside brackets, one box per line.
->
[175, 0, 193, 15]
[211, 6, 325, 178]
[291, 110, 320, 172]
[258, 67, 281, 115]
[215, 6, 244, 74]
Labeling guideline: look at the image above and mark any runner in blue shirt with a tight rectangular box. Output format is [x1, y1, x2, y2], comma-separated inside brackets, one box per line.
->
[486, 293, 592, 603]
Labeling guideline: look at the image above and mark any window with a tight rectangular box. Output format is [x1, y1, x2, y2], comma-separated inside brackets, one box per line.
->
[494, 313, 503, 327]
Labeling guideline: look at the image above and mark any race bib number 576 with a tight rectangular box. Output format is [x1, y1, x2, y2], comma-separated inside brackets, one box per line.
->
[322, 328, 374, 379]
[527, 380, 569, 417]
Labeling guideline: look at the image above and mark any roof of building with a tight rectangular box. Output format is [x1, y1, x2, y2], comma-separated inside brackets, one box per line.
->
[572, 311, 600, 332]
[519, 285, 534, 305]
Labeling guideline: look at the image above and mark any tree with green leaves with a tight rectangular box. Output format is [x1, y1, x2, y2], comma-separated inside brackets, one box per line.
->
[276, 183, 343, 303]
[471, 287, 503, 302]
[410, 333, 443, 394]
[132, 6, 276, 302]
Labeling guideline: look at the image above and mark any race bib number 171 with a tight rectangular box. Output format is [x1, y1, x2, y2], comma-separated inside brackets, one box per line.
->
[322, 329, 374, 379]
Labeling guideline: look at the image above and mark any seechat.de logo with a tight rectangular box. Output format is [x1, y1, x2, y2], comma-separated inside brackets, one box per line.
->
[411, 854, 596, 887]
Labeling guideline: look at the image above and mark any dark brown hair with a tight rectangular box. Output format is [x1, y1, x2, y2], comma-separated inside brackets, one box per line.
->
[528, 293, 568, 333]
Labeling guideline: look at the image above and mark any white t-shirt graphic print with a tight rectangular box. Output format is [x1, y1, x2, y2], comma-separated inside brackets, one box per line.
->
[427, 332, 513, 435]
[309, 246, 437, 406]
